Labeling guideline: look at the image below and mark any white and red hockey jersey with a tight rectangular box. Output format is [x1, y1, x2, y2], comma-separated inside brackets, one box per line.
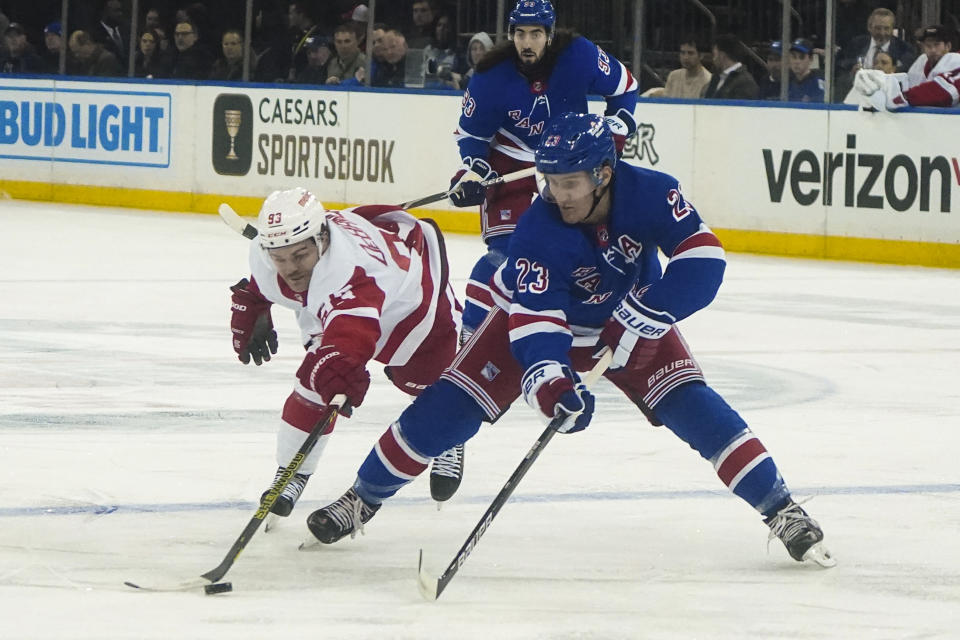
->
[248, 205, 459, 367]
[905, 51, 960, 89]
[904, 66, 960, 107]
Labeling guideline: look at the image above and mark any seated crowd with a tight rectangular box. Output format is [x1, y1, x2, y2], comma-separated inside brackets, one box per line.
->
[0, 1, 957, 107]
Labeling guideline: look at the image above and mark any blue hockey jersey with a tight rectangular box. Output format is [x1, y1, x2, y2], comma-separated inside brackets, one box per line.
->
[455, 36, 638, 164]
[489, 163, 727, 370]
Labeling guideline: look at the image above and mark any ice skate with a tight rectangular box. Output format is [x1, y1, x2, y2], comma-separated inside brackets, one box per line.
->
[305, 487, 381, 544]
[765, 500, 836, 567]
[429, 444, 465, 503]
[261, 467, 310, 517]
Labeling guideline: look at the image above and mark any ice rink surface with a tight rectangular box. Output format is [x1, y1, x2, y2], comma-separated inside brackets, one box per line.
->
[1, 199, 958, 639]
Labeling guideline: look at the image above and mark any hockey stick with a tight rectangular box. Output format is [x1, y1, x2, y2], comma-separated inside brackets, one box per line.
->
[398, 166, 537, 210]
[417, 349, 613, 601]
[124, 395, 347, 592]
[217, 167, 537, 239]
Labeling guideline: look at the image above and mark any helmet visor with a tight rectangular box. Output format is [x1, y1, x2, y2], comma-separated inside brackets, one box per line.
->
[536, 170, 598, 204]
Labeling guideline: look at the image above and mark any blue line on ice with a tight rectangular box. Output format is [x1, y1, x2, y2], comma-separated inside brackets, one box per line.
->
[2, 484, 958, 518]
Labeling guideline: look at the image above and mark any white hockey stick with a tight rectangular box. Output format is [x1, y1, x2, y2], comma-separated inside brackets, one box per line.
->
[417, 348, 613, 601]
[218, 203, 259, 239]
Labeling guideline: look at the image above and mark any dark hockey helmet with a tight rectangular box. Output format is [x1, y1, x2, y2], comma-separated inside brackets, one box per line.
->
[536, 112, 617, 186]
[509, 0, 556, 37]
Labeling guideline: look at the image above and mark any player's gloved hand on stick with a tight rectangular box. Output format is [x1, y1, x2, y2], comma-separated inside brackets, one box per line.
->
[449, 158, 497, 207]
[230, 278, 278, 365]
[521, 360, 595, 433]
[296, 344, 370, 416]
[600, 292, 671, 370]
[603, 114, 633, 156]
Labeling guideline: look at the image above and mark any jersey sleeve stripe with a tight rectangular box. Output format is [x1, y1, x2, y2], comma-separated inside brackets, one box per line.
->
[609, 60, 638, 96]
[670, 245, 727, 261]
[323, 307, 380, 326]
[454, 126, 494, 143]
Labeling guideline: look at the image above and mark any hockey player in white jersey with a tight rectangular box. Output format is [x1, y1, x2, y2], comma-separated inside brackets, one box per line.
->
[228, 188, 460, 517]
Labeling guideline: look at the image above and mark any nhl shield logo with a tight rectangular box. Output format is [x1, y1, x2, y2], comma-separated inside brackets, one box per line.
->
[481, 362, 501, 381]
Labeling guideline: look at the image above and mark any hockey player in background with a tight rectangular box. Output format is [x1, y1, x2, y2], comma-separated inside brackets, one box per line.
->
[228, 188, 459, 518]
[429, 0, 639, 502]
[305, 113, 835, 569]
[852, 65, 960, 109]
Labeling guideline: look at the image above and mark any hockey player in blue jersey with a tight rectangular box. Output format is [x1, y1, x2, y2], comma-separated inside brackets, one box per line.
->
[306, 113, 835, 568]
[430, 0, 639, 500]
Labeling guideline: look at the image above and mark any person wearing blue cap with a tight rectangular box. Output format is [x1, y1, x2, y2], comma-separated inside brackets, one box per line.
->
[41, 22, 63, 73]
[787, 38, 825, 102]
[758, 40, 783, 100]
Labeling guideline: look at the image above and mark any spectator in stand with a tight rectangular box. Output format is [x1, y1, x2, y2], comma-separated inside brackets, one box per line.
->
[144, 7, 163, 33]
[701, 34, 758, 99]
[457, 31, 493, 90]
[134, 28, 169, 78]
[170, 18, 212, 79]
[326, 22, 366, 85]
[787, 38, 824, 102]
[406, 0, 434, 49]
[91, 0, 128, 68]
[371, 28, 407, 87]
[67, 29, 122, 77]
[757, 40, 782, 100]
[1, 23, 44, 74]
[423, 13, 466, 90]
[252, 2, 292, 83]
[906, 25, 960, 89]
[345, 4, 369, 44]
[288, 2, 322, 81]
[842, 8, 915, 75]
[662, 35, 712, 99]
[294, 35, 331, 85]
[40, 21, 63, 74]
[873, 50, 898, 74]
[210, 28, 245, 81]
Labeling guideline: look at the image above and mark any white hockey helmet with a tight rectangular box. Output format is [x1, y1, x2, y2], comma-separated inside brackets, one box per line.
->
[256, 187, 326, 249]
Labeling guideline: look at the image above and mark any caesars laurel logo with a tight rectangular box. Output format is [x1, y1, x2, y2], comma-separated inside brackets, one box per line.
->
[212, 94, 253, 176]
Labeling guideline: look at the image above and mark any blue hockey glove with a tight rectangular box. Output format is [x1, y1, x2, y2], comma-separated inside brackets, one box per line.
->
[600, 291, 671, 370]
[449, 158, 497, 207]
[521, 361, 595, 433]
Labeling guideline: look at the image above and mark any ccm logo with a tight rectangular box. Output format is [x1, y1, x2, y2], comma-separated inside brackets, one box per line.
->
[231, 302, 247, 312]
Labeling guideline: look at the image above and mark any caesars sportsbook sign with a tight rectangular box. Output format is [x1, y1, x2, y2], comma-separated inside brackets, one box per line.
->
[210, 92, 396, 185]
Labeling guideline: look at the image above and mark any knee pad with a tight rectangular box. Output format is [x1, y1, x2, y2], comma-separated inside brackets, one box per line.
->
[398, 380, 486, 457]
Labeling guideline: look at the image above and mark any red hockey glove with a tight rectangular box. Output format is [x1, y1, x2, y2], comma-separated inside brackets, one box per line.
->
[449, 158, 497, 207]
[296, 345, 370, 414]
[603, 115, 631, 156]
[521, 361, 595, 433]
[230, 278, 278, 366]
[600, 292, 671, 370]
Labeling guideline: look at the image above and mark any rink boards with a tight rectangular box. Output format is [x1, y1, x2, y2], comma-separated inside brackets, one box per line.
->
[0, 76, 958, 267]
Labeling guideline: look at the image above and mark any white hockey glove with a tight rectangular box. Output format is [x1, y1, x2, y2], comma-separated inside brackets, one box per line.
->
[521, 361, 596, 433]
[600, 292, 671, 371]
[853, 69, 907, 111]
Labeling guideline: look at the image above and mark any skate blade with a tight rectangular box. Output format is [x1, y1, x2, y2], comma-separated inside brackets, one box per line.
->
[803, 542, 837, 568]
[298, 537, 323, 551]
[264, 514, 279, 533]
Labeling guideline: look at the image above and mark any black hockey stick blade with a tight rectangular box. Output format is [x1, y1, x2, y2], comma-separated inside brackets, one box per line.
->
[125, 396, 347, 591]
[218, 203, 259, 239]
[416, 349, 612, 601]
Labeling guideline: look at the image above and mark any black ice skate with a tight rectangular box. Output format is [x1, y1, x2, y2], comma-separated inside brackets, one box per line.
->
[261, 467, 310, 517]
[305, 487, 381, 544]
[429, 444, 465, 502]
[765, 500, 836, 567]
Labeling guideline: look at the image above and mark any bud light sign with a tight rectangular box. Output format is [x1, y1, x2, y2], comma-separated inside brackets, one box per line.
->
[0, 86, 171, 167]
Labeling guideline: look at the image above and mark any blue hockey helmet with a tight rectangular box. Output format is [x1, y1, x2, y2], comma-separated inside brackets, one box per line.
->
[536, 113, 617, 185]
[509, 0, 556, 36]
